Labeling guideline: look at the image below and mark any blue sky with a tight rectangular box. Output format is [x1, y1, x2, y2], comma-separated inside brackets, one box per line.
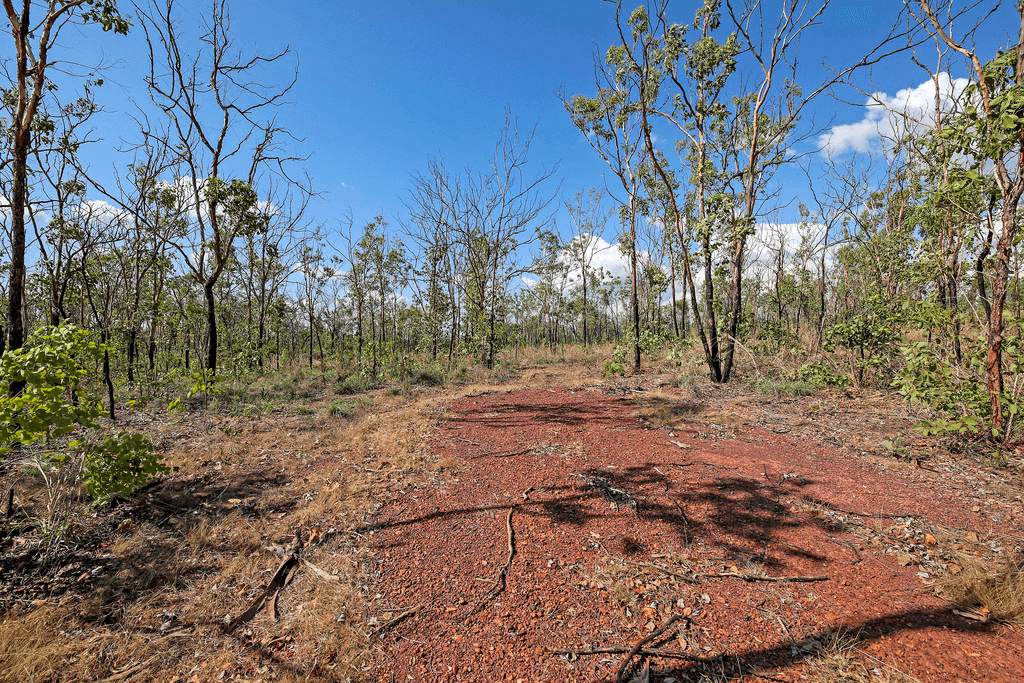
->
[55, 0, 1017, 259]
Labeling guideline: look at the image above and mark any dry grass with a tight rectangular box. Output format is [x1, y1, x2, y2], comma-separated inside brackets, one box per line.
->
[634, 388, 703, 429]
[938, 554, 1024, 624]
[803, 632, 923, 683]
[0, 606, 70, 683]
[0, 376, 457, 682]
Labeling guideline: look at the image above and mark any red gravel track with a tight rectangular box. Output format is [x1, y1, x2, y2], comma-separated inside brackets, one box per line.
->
[366, 387, 1024, 682]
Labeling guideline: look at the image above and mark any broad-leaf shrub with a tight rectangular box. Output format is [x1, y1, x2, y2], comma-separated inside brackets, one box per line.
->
[82, 432, 164, 501]
[824, 293, 902, 386]
[0, 324, 167, 500]
[0, 324, 104, 450]
[895, 329, 1024, 440]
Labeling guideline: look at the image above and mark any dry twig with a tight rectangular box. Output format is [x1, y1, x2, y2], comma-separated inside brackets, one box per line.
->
[223, 533, 303, 633]
[614, 614, 683, 683]
[550, 645, 723, 663]
[466, 507, 516, 617]
[368, 604, 423, 642]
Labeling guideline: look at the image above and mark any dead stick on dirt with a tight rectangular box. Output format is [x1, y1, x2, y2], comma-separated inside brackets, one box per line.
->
[853, 646, 917, 679]
[301, 558, 342, 583]
[466, 507, 516, 617]
[640, 563, 827, 584]
[701, 572, 829, 583]
[368, 604, 423, 642]
[614, 614, 683, 683]
[550, 645, 721, 663]
[223, 534, 303, 633]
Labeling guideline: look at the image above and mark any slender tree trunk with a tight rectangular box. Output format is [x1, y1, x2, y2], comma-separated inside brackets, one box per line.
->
[669, 244, 679, 337]
[987, 199, 1021, 433]
[204, 280, 217, 373]
[629, 204, 641, 371]
[127, 328, 138, 385]
[722, 232, 746, 382]
[101, 329, 115, 420]
[6, 134, 28, 397]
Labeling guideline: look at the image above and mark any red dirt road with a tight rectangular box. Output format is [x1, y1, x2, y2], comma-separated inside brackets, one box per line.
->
[366, 387, 1024, 682]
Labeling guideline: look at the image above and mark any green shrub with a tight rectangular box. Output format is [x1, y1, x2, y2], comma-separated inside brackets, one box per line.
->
[756, 379, 819, 396]
[82, 432, 167, 502]
[0, 324, 166, 503]
[603, 359, 626, 377]
[798, 361, 848, 388]
[335, 373, 369, 395]
[327, 398, 365, 418]
[412, 367, 444, 386]
[0, 324, 105, 451]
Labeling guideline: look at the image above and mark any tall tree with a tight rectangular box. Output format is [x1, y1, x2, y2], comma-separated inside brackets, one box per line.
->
[563, 41, 648, 370]
[911, 0, 1024, 435]
[2, 0, 128, 365]
[138, 0, 300, 373]
[564, 189, 612, 347]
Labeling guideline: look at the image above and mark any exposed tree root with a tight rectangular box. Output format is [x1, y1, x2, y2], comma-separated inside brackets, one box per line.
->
[465, 506, 515, 617]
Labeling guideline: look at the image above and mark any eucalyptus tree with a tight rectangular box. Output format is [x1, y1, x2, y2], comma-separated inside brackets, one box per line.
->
[600, 0, 736, 380]
[404, 157, 458, 362]
[137, 0, 301, 374]
[74, 201, 125, 418]
[451, 113, 557, 368]
[297, 245, 330, 369]
[563, 36, 649, 370]
[238, 185, 314, 368]
[2, 0, 128, 360]
[340, 217, 378, 364]
[605, 0, 906, 382]
[906, 0, 1024, 436]
[564, 189, 612, 346]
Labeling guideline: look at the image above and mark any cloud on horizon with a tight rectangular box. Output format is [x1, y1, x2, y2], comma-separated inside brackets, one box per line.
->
[819, 73, 970, 156]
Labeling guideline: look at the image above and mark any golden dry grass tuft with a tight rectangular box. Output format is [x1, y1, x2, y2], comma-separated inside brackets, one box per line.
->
[938, 554, 1024, 624]
[803, 632, 923, 683]
[0, 606, 70, 683]
[633, 388, 702, 429]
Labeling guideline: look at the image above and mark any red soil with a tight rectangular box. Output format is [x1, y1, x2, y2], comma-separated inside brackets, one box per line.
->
[365, 387, 1024, 682]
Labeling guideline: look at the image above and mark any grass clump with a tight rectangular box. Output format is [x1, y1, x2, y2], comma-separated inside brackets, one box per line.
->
[938, 555, 1024, 624]
[411, 367, 445, 386]
[327, 398, 365, 417]
[633, 389, 701, 429]
[803, 632, 922, 682]
[756, 378, 820, 396]
[335, 373, 369, 395]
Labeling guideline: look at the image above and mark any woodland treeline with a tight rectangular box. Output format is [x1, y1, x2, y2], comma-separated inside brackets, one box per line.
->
[3, 0, 1024, 443]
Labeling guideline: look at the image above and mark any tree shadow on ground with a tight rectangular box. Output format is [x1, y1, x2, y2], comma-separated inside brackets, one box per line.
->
[615, 604, 996, 683]
[454, 398, 638, 429]
[370, 462, 835, 574]
[0, 466, 297, 613]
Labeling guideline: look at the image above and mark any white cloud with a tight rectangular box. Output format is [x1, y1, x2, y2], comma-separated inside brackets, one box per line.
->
[519, 234, 638, 290]
[819, 73, 970, 156]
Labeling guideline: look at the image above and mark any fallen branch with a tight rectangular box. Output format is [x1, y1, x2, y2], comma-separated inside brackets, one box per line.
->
[701, 572, 829, 583]
[639, 563, 828, 584]
[614, 614, 683, 683]
[466, 507, 515, 617]
[549, 645, 722, 663]
[223, 534, 303, 633]
[301, 558, 342, 583]
[368, 604, 422, 641]
[98, 655, 161, 683]
[492, 447, 533, 458]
